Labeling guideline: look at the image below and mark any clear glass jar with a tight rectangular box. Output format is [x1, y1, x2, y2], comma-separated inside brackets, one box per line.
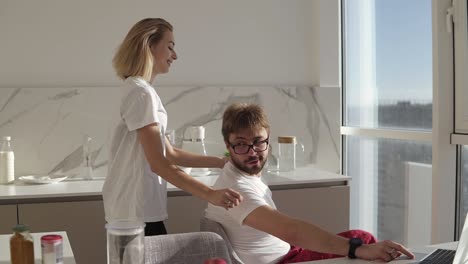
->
[181, 126, 210, 176]
[105, 221, 145, 264]
[278, 136, 296, 172]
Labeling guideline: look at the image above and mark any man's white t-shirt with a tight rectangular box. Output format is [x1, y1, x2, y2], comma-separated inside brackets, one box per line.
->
[103, 76, 168, 223]
[205, 162, 290, 264]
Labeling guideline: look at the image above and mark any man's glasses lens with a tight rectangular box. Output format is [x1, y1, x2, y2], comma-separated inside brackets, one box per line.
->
[232, 140, 269, 154]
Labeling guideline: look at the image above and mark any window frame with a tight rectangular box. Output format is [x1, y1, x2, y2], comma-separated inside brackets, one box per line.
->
[452, 0, 468, 238]
[340, 0, 457, 243]
[454, 0, 468, 133]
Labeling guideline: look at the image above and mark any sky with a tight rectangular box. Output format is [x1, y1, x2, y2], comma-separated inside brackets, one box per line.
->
[345, 0, 433, 104]
[376, 0, 432, 103]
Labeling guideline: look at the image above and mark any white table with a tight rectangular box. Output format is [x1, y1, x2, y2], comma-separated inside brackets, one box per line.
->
[297, 242, 458, 263]
[0, 231, 75, 264]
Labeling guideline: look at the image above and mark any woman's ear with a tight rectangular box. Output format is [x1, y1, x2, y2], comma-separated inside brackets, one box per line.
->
[150, 44, 157, 57]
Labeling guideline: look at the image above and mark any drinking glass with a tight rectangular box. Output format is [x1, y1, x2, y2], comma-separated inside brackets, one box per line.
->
[105, 221, 145, 264]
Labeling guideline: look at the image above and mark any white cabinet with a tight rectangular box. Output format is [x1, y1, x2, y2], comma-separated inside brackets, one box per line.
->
[18, 201, 106, 264]
[166, 195, 208, 233]
[2, 180, 349, 263]
[0, 205, 17, 234]
[166, 185, 349, 234]
[273, 186, 349, 233]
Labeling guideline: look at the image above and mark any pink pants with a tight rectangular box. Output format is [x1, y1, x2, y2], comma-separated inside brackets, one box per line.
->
[277, 229, 377, 264]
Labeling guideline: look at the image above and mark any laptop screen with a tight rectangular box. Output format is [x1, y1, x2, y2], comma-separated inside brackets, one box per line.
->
[453, 214, 468, 263]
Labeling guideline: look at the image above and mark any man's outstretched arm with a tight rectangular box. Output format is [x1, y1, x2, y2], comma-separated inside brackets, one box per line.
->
[243, 205, 414, 262]
[243, 205, 349, 255]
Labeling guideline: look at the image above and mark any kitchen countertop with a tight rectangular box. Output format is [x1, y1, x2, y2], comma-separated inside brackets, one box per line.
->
[0, 164, 350, 203]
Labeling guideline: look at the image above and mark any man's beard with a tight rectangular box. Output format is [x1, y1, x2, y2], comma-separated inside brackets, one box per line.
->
[231, 155, 267, 175]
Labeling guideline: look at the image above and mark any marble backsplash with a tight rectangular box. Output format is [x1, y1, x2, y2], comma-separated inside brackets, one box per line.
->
[0, 85, 340, 178]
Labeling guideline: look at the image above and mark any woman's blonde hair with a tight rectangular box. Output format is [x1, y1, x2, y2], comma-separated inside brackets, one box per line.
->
[113, 18, 173, 81]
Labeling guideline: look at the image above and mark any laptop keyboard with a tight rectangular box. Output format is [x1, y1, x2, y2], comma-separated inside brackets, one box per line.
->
[420, 249, 456, 264]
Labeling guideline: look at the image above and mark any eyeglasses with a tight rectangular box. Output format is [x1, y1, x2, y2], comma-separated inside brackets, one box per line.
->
[229, 138, 269, 155]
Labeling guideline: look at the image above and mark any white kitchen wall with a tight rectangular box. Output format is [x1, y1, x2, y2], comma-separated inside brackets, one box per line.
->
[0, 0, 341, 177]
[0, 85, 339, 177]
[0, 0, 321, 87]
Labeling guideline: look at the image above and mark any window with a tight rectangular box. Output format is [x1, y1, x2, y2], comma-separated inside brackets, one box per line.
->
[454, 0, 468, 133]
[342, 0, 433, 246]
[460, 147, 468, 229]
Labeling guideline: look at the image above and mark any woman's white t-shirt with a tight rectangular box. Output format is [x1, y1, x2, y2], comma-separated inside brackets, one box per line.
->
[103, 76, 168, 223]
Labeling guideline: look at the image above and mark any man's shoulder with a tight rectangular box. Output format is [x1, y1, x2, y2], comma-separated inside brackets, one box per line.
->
[218, 180, 265, 204]
[218, 168, 254, 188]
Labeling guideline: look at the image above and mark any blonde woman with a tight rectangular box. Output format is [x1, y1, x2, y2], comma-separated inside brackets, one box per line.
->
[103, 18, 243, 236]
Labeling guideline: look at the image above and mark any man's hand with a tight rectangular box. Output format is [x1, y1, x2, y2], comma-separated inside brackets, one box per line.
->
[356, 240, 415, 262]
[220, 156, 230, 168]
[208, 188, 243, 210]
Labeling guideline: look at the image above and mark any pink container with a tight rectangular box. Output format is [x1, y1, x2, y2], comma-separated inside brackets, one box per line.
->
[41, 235, 63, 264]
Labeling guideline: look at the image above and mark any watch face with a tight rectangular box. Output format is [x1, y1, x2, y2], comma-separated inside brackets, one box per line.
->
[351, 237, 363, 246]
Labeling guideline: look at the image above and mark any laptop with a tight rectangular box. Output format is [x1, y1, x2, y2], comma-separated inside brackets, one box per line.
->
[415, 213, 468, 264]
[310, 214, 468, 264]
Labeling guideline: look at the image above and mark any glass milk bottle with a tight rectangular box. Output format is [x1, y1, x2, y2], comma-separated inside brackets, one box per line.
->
[0, 136, 15, 184]
[278, 136, 296, 172]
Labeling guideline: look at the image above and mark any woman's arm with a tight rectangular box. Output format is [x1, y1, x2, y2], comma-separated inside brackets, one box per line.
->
[165, 142, 226, 168]
[137, 123, 241, 208]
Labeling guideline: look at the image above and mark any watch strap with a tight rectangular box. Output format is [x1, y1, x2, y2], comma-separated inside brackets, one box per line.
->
[348, 237, 363, 259]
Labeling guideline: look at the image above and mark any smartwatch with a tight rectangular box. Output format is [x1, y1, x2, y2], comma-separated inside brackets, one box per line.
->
[348, 237, 363, 259]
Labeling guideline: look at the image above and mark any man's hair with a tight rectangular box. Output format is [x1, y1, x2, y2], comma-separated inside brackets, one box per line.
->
[113, 18, 173, 82]
[222, 103, 270, 142]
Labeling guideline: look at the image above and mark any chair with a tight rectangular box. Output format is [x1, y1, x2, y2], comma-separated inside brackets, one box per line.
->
[200, 217, 244, 264]
[144, 232, 231, 264]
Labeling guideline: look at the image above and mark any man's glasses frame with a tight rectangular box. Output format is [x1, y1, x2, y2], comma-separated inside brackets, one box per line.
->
[228, 137, 269, 155]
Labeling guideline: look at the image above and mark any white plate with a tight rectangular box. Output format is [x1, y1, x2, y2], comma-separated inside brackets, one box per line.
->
[18, 175, 68, 184]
